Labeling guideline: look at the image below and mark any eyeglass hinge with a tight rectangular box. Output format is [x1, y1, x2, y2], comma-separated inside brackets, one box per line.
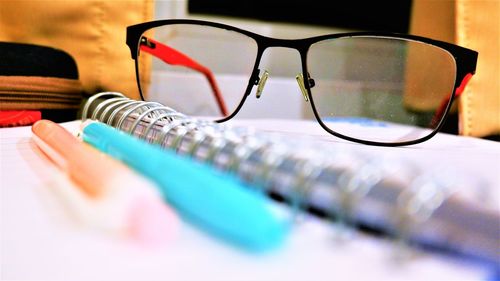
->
[140, 36, 156, 49]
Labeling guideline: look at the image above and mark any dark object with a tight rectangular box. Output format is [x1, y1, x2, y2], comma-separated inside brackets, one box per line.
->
[0, 42, 83, 124]
[0, 41, 78, 79]
[188, 0, 413, 33]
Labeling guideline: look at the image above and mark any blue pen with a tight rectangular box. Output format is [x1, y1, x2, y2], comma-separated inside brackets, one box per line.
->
[81, 121, 289, 251]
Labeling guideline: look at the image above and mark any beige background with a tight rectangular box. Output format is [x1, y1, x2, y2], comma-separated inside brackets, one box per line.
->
[0, 0, 154, 100]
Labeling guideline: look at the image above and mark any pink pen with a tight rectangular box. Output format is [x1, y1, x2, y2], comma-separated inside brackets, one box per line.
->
[32, 120, 178, 246]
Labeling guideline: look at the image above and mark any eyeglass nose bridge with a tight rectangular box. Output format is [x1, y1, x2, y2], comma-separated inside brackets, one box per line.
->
[250, 45, 315, 101]
[252, 70, 315, 102]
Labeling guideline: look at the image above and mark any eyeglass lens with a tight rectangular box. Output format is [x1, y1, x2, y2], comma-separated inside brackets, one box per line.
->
[307, 37, 456, 143]
[136, 24, 258, 119]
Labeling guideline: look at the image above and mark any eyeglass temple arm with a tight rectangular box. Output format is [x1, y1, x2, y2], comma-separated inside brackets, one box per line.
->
[139, 37, 228, 116]
[429, 72, 474, 128]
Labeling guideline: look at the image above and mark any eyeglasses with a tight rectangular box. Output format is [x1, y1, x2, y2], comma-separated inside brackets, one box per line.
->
[126, 19, 478, 146]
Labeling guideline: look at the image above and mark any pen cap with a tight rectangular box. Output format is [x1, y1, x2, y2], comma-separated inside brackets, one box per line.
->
[82, 121, 290, 251]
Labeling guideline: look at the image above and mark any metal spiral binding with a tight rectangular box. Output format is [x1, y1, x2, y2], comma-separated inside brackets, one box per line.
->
[115, 101, 162, 130]
[80, 94, 495, 264]
[81, 92, 125, 119]
[337, 159, 385, 225]
[285, 155, 324, 221]
[155, 119, 193, 148]
[168, 122, 200, 151]
[227, 135, 263, 172]
[128, 106, 182, 135]
[91, 96, 128, 121]
[396, 173, 455, 238]
[98, 99, 132, 123]
[203, 134, 228, 164]
[82, 94, 395, 224]
[143, 112, 187, 143]
[106, 100, 142, 126]
[295, 158, 326, 204]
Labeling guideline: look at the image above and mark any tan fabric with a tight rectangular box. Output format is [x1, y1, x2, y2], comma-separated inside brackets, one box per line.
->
[456, 0, 500, 137]
[0, 0, 154, 100]
[0, 76, 83, 110]
[404, 0, 456, 111]
[410, 0, 500, 137]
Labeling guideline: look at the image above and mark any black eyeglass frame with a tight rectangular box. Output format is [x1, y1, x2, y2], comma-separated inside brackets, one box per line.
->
[126, 19, 478, 147]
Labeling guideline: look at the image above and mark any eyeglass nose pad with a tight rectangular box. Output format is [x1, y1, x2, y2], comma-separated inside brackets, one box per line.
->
[295, 73, 309, 102]
[255, 70, 269, 99]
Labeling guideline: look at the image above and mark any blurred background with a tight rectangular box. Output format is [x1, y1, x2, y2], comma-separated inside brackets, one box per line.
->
[1, 0, 496, 139]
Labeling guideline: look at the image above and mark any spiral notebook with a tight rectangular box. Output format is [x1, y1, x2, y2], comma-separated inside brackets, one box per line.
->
[81, 92, 500, 267]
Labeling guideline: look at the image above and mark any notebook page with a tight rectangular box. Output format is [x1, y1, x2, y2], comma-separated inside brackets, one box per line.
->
[0, 122, 492, 280]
